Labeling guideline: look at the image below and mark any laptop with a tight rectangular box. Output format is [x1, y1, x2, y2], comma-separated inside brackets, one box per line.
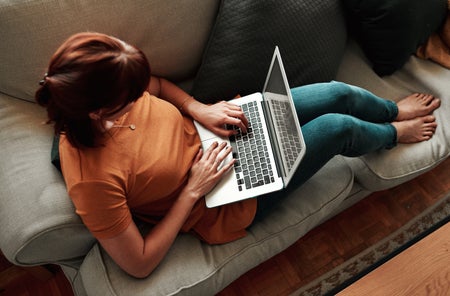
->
[194, 46, 306, 208]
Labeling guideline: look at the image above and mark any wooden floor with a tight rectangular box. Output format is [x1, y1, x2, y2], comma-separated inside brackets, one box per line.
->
[337, 221, 450, 295]
[1, 157, 450, 296]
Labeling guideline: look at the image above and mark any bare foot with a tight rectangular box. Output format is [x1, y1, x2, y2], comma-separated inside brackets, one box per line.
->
[396, 93, 440, 121]
[392, 115, 437, 144]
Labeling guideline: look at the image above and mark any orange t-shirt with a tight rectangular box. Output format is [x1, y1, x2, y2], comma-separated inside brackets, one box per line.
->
[59, 92, 257, 244]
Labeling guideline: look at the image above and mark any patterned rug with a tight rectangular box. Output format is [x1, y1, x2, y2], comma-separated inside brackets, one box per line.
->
[290, 192, 450, 296]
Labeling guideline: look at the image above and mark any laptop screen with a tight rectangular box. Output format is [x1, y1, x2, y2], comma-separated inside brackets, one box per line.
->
[262, 48, 305, 185]
[264, 54, 287, 95]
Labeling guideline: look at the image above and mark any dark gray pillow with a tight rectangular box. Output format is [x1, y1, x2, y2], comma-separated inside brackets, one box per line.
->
[342, 0, 447, 76]
[191, 0, 347, 103]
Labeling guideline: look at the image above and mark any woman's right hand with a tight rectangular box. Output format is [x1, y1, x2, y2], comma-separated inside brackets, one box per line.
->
[98, 143, 233, 278]
[184, 141, 234, 201]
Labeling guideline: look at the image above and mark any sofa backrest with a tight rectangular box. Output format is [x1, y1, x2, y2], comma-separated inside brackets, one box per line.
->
[0, 0, 219, 102]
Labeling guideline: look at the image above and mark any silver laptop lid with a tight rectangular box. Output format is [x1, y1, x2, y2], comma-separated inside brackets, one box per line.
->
[262, 46, 306, 186]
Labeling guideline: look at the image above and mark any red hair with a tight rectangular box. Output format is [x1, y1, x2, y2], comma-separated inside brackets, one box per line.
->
[36, 32, 151, 147]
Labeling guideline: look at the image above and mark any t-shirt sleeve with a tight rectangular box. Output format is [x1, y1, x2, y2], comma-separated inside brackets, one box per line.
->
[69, 180, 133, 239]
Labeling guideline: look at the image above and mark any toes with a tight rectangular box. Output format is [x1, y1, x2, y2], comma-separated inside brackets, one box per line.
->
[429, 97, 441, 109]
[423, 129, 434, 139]
[416, 93, 426, 100]
[423, 126, 436, 133]
[421, 94, 433, 104]
[423, 115, 436, 123]
[417, 93, 440, 109]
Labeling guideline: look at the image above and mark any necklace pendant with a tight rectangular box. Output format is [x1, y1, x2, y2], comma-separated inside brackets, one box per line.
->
[129, 124, 136, 130]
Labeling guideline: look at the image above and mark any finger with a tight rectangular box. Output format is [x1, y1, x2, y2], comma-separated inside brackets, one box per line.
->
[222, 101, 241, 110]
[225, 117, 242, 127]
[225, 117, 248, 134]
[215, 142, 229, 156]
[209, 143, 232, 171]
[217, 158, 235, 174]
[229, 111, 249, 128]
[216, 144, 233, 163]
[213, 153, 235, 175]
[226, 108, 249, 132]
[194, 147, 203, 163]
[226, 109, 244, 118]
[204, 141, 219, 160]
[240, 113, 249, 129]
[238, 116, 248, 133]
[208, 142, 227, 163]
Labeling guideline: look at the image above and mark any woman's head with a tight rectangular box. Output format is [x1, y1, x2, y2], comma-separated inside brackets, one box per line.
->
[36, 32, 151, 147]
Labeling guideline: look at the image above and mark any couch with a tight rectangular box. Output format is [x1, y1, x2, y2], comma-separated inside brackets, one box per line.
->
[1, 0, 449, 295]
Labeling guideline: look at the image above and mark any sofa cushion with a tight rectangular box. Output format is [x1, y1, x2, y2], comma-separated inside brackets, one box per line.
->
[191, 0, 347, 103]
[0, 0, 219, 102]
[79, 156, 353, 296]
[337, 39, 450, 191]
[342, 0, 447, 76]
[0, 94, 95, 265]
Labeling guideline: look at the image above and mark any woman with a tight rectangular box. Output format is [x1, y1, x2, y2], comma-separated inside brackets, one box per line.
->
[36, 32, 440, 278]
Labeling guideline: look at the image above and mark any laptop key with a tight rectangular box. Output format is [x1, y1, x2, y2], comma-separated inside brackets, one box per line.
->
[244, 176, 251, 189]
[253, 180, 265, 188]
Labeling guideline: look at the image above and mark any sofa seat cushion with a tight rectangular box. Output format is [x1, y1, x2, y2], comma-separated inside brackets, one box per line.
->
[337, 39, 450, 191]
[79, 156, 353, 296]
[191, 0, 347, 103]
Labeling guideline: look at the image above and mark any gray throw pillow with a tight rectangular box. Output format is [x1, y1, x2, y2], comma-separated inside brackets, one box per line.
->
[191, 0, 347, 103]
[342, 0, 447, 76]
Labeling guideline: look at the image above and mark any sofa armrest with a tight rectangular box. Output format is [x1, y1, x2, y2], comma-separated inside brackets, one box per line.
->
[0, 94, 95, 266]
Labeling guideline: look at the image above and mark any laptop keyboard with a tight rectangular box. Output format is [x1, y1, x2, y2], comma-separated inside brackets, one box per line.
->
[227, 101, 275, 192]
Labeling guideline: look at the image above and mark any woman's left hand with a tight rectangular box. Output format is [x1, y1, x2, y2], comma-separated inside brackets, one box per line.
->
[193, 101, 249, 137]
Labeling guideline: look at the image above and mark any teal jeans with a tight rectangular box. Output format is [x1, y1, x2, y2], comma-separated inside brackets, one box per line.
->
[255, 81, 398, 219]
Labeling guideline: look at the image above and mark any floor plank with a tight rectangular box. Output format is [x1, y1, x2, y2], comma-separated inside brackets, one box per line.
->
[337, 222, 450, 295]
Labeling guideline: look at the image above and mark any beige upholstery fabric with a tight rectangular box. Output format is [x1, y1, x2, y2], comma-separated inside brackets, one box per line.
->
[0, 0, 219, 102]
[337, 40, 450, 191]
[0, 95, 94, 265]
